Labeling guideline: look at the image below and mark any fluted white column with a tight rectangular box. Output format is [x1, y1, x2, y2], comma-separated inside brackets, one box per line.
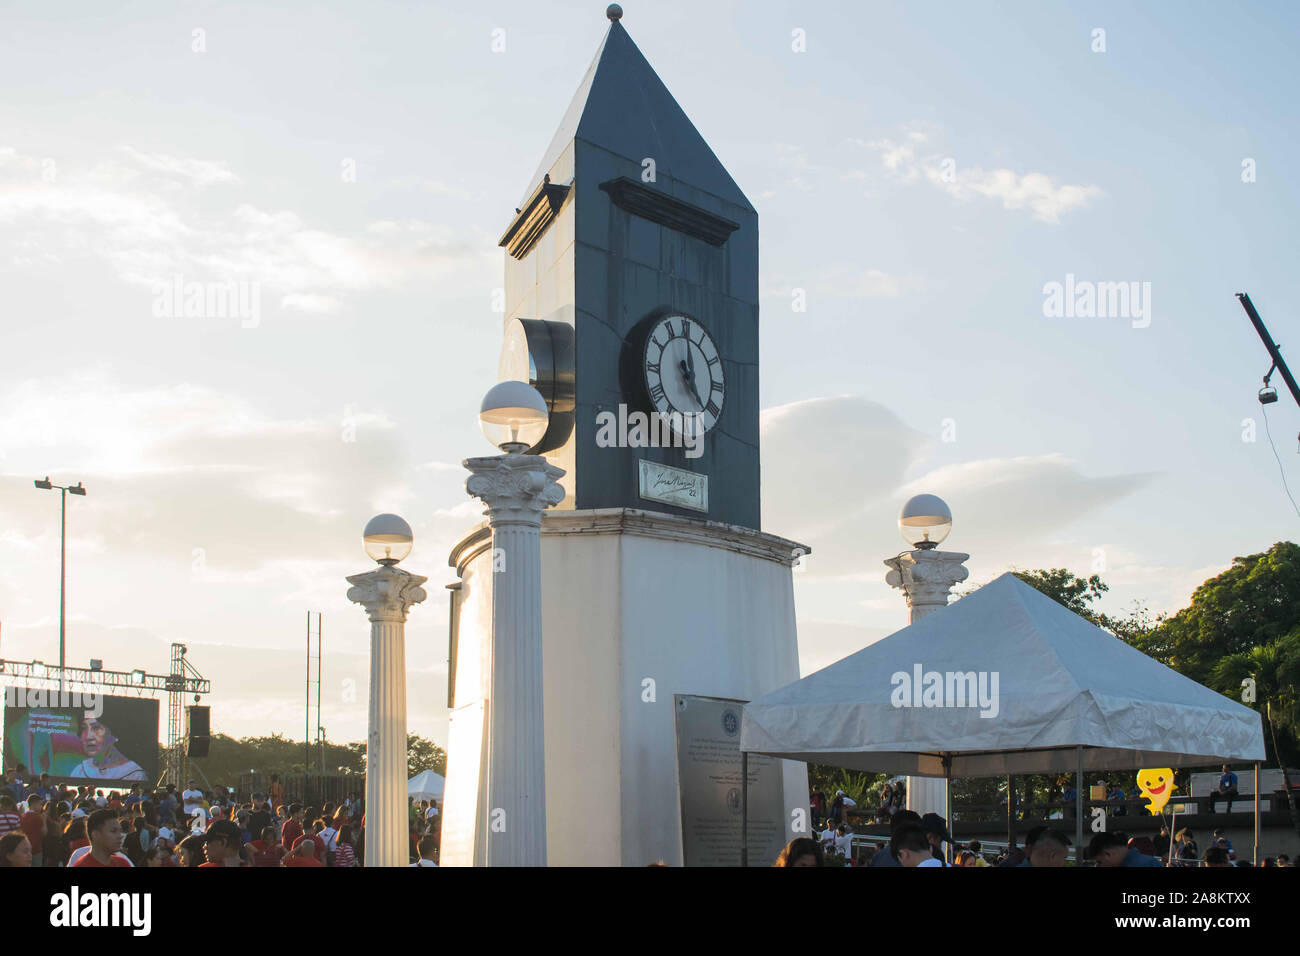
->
[884, 549, 970, 824]
[464, 453, 565, 867]
[346, 565, 427, 866]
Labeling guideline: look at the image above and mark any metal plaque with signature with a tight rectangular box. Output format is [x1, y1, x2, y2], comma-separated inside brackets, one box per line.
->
[638, 460, 708, 512]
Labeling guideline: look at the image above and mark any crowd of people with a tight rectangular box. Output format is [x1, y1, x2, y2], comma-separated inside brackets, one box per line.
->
[775, 804, 1299, 868]
[0, 764, 443, 868]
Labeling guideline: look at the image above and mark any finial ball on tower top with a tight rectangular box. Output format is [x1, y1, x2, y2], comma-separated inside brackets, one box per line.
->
[606, 4, 623, 21]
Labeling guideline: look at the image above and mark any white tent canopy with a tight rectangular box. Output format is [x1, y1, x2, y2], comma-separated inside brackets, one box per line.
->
[408, 769, 445, 801]
[740, 573, 1266, 776]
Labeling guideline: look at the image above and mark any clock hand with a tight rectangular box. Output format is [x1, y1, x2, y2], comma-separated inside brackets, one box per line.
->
[679, 358, 706, 411]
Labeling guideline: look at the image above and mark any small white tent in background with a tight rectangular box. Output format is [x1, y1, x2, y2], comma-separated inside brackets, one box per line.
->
[740, 572, 1267, 859]
[408, 769, 445, 802]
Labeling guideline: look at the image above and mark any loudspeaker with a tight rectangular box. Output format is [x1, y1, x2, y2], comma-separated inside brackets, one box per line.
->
[186, 706, 210, 737]
[186, 706, 211, 757]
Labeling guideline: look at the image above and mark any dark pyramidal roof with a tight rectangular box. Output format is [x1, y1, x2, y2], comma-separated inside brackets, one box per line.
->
[524, 17, 753, 212]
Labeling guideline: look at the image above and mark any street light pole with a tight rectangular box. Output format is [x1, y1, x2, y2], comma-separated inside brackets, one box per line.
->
[59, 486, 66, 691]
[465, 381, 564, 866]
[34, 477, 86, 692]
[347, 513, 426, 866]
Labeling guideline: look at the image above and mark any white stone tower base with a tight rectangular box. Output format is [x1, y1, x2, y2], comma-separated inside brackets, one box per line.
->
[441, 508, 809, 866]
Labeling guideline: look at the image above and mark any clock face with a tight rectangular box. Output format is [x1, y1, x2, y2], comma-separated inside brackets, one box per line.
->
[642, 314, 725, 436]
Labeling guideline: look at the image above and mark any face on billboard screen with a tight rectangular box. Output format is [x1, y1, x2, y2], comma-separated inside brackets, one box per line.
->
[3, 687, 159, 785]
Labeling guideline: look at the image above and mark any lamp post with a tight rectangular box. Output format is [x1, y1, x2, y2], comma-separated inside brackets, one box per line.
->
[464, 381, 565, 866]
[347, 513, 427, 867]
[884, 494, 969, 855]
[34, 477, 86, 691]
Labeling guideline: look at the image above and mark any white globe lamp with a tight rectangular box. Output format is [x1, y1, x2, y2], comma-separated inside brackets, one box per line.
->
[479, 380, 549, 454]
[363, 513, 413, 566]
[899, 494, 952, 550]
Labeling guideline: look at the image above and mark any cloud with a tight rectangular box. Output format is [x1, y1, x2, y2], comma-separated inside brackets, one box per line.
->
[0, 368, 468, 744]
[0, 618, 450, 747]
[0, 145, 497, 313]
[762, 394, 1155, 591]
[117, 147, 241, 187]
[925, 166, 1105, 224]
[761, 396, 930, 537]
[896, 454, 1155, 552]
[855, 126, 1104, 223]
[0, 371, 420, 568]
[771, 142, 824, 192]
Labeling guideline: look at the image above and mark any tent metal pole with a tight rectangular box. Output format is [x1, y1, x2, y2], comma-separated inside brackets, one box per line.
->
[1075, 746, 1084, 864]
[1007, 774, 1016, 853]
[1167, 803, 1177, 866]
[944, 764, 953, 865]
[741, 751, 749, 868]
[1254, 763, 1261, 866]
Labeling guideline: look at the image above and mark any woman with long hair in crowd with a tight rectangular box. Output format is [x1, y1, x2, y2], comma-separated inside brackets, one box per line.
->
[42, 800, 70, 867]
[0, 833, 32, 867]
[64, 817, 89, 855]
[176, 833, 205, 867]
[773, 837, 825, 867]
[333, 824, 358, 867]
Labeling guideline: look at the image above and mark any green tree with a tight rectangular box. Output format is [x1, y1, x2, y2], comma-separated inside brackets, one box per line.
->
[1007, 568, 1162, 645]
[406, 734, 447, 778]
[347, 734, 447, 778]
[1012, 569, 1109, 620]
[186, 732, 365, 787]
[806, 766, 884, 822]
[1137, 542, 1300, 683]
[1211, 631, 1300, 836]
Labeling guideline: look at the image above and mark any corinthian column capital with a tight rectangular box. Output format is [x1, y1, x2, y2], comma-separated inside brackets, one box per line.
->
[346, 565, 428, 624]
[884, 549, 971, 623]
[464, 453, 566, 527]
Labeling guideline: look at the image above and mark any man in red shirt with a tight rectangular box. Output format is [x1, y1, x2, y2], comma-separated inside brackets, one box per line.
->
[20, 794, 47, 867]
[71, 809, 132, 867]
[280, 803, 305, 853]
[282, 836, 324, 867]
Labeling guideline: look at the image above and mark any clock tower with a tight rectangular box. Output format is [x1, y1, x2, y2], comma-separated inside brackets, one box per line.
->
[443, 8, 806, 867]
[496, 7, 760, 528]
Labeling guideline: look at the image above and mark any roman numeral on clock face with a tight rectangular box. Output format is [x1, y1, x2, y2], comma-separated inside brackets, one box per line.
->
[705, 400, 720, 419]
[649, 382, 666, 404]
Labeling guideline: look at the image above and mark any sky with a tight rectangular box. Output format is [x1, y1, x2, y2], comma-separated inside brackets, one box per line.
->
[2, 0, 1298, 752]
